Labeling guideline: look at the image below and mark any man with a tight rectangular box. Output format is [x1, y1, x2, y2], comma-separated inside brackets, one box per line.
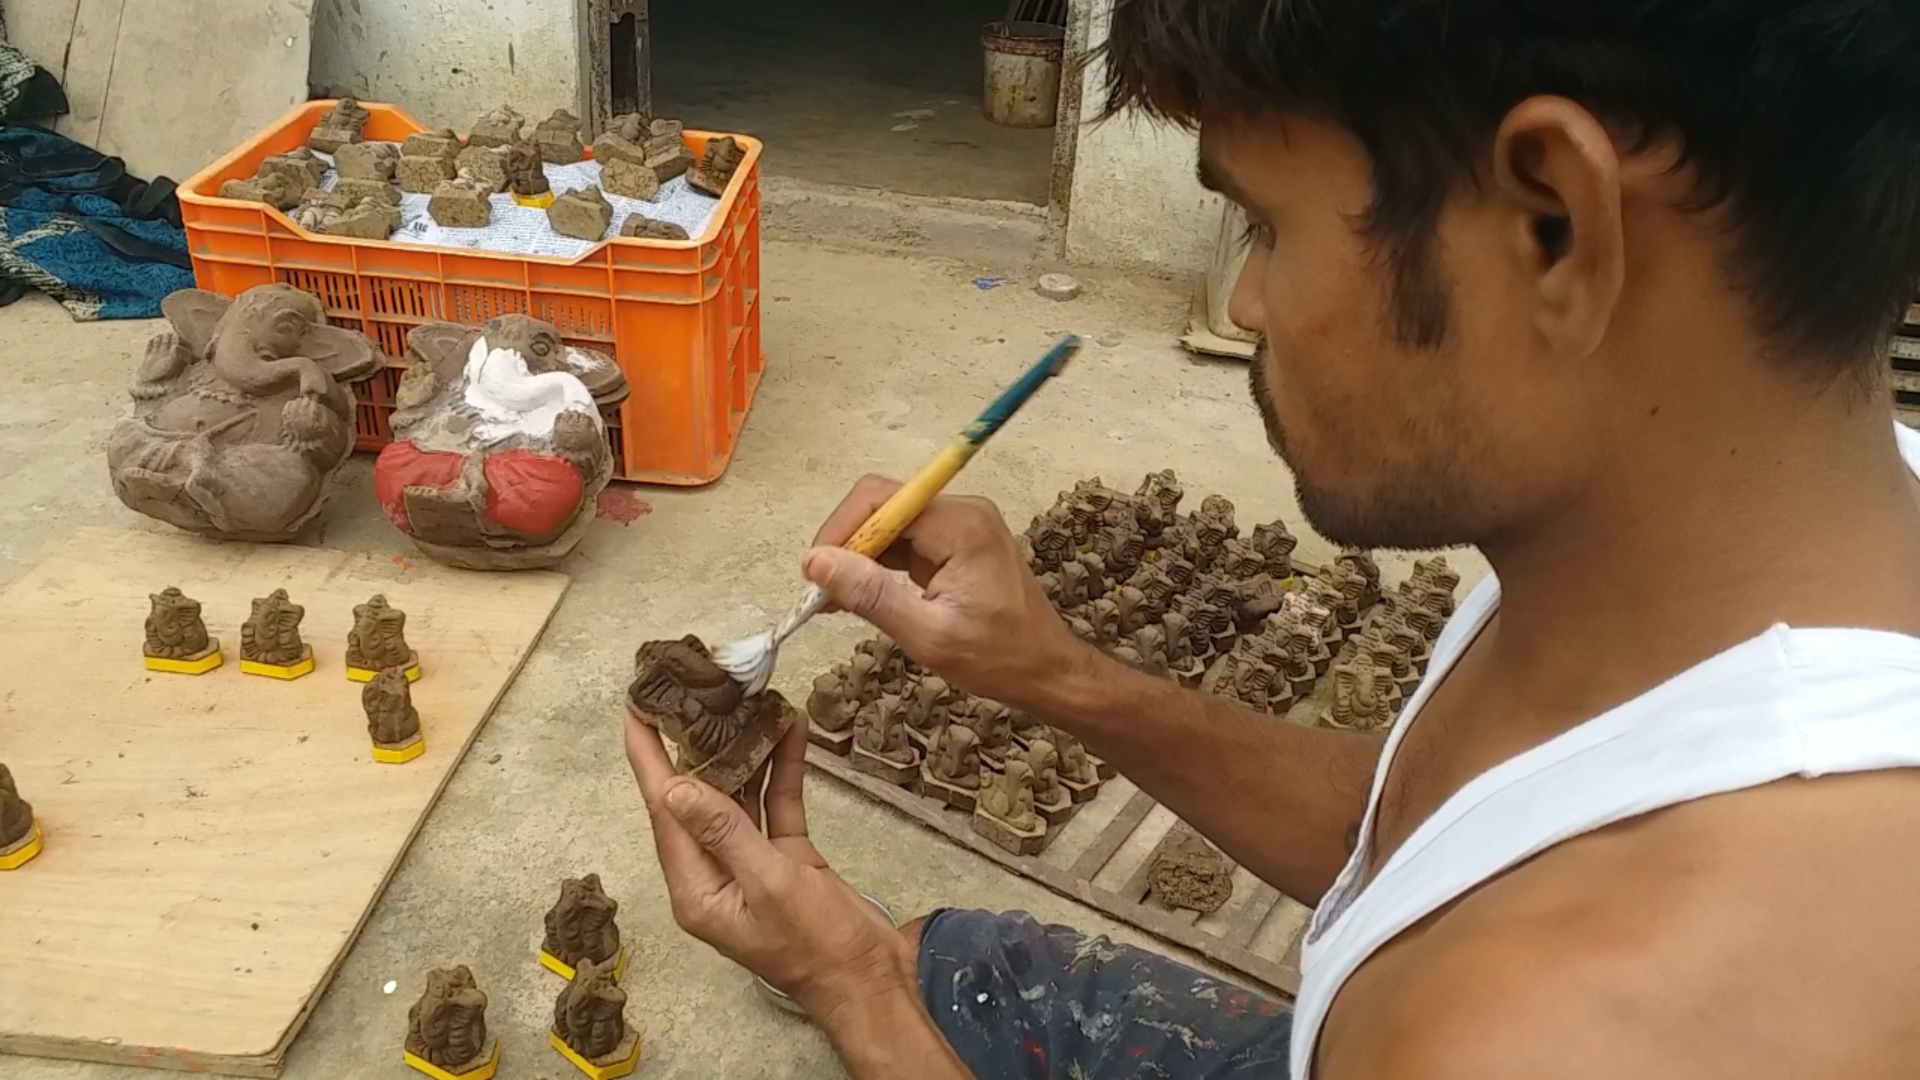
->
[628, 1, 1920, 1076]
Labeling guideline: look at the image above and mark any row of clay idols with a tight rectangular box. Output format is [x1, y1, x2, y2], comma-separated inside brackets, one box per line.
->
[1023, 472, 1318, 665]
[805, 637, 1112, 856]
[0, 592, 430, 881]
[228, 98, 740, 243]
[309, 98, 584, 235]
[1202, 586, 1346, 709]
[1212, 556, 1462, 726]
[597, 111, 745, 199]
[1023, 472, 1289, 588]
[426, 172, 692, 242]
[144, 586, 430, 761]
[407, 875, 638, 1080]
[1202, 563, 1392, 713]
[543, 186, 695, 244]
[142, 586, 420, 679]
[217, 146, 402, 240]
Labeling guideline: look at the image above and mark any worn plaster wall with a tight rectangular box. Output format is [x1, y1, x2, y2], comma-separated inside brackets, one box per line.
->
[13, 1, 315, 183]
[1061, 0, 1224, 277]
[309, 0, 583, 131]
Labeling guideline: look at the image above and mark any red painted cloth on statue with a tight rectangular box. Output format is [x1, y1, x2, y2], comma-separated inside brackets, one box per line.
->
[376, 443, 585, 540]
[373, 441, 463, 532]
[482, 449, 584, 539]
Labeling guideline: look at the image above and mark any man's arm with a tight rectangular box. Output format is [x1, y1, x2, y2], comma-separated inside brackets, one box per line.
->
[819, 981, 974, 1079]
[802, 478, 1383, 906]
[1034, 643, 1382, 904]
[627, 718, 972, 1077]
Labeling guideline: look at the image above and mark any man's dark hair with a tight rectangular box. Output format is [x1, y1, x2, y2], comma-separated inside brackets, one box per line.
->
[1104, 0, 1920, 373]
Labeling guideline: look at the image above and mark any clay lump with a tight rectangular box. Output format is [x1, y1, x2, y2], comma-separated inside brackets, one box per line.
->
[308, 97, 370, 155]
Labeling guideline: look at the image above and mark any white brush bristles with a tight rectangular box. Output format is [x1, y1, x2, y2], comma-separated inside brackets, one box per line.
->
[712, 632, 778, 697]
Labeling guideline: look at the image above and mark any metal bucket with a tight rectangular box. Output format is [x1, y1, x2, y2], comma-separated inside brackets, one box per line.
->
[982, 20, 1065, 128]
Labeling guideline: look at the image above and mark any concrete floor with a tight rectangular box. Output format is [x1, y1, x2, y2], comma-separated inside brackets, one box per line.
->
[0, 202, 1485, 1078]
[652, 0, 1058, 205]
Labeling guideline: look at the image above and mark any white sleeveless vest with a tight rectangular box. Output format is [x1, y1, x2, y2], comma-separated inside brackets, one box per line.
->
[1289, 422, 1920, 1079]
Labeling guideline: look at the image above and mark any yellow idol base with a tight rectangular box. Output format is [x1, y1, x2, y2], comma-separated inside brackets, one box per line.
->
[347, 656, 421, 683]
[539, 946, 627, 983]
[0, 822, 43, 870]
[241, 647, 315, 680]
[372, 734, 426, 764]
[144, 643, 223, 675]
[550, 1030, 640, 1080]
[403, 1039, 499, 1080]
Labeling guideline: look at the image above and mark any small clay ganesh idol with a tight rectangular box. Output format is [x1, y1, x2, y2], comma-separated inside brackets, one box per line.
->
[108, 285, 383, 542]
[626, 636, 797, 795]
[551, 955, 642, 1078]
[363, 667, 426, 764]
[346, 593, 421, 683]
[144, 586, 223, 675]
[374, 316, 630, 571]
[405, 965, 499, 1080]
[541, 873, 626, 981]
[240, 588, 313, 679]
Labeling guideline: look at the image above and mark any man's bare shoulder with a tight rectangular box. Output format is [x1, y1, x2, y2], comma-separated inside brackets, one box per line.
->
[1324, 770, 1920, 1080]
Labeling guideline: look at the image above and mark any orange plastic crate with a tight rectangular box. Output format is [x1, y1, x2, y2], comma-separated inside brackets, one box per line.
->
[177, 101, 765, 486]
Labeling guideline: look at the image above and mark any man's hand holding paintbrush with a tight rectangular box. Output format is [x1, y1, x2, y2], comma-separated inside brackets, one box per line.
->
[623, 341, 1083, 1078]
[622, 485, 1073, 1078]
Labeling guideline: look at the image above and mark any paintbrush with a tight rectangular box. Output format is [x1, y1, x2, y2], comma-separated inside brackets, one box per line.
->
[713, 334, 1081, 695]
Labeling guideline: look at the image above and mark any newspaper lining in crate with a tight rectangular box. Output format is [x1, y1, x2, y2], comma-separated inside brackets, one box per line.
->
[316, 146, 723, 259]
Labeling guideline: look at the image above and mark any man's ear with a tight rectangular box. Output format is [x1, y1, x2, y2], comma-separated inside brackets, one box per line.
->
[1489, 96, 1627, 358]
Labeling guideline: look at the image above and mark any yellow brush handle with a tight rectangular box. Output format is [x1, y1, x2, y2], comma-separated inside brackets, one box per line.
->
[843, 438, 977, 558]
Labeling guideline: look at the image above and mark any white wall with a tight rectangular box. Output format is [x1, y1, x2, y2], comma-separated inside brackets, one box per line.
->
[307, 0, 1218, 277]
[309, 0, 583, 132]
[1061, 0, 1224, 277]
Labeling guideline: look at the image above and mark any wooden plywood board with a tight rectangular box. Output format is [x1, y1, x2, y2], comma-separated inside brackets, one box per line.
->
[807, 749, 1307, 997]
[0, 528, 568, 1077]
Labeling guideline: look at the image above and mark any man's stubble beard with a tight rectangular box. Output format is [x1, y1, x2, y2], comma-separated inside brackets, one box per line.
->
[1249, 343, 1482, 553]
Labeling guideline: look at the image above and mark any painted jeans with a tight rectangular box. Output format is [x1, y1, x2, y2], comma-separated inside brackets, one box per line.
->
[918, 908, 1293, 1079]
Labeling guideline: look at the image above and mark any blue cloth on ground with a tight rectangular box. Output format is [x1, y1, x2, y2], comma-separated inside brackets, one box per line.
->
[0, 125, 193, 320]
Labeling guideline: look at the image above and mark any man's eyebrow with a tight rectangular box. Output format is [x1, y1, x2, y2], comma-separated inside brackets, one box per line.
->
[1196, 157, 1249, 204]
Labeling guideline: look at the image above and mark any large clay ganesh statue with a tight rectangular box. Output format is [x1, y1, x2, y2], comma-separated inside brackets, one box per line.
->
[107, 285, 383, 541]
[373, 315, 630, 570]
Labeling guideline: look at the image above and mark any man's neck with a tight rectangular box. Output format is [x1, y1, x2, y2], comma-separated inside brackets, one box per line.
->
[1475, 387, 1920, 727]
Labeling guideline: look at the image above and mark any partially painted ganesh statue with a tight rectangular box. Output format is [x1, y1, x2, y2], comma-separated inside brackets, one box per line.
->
[373, 315, 630, 570]
[107, 285, 383, 541]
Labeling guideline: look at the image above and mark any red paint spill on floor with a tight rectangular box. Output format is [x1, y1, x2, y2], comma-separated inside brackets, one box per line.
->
[596, 487, 654, 524]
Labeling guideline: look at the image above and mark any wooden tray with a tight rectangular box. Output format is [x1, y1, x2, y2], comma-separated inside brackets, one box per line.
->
[803, 570, 1456, 998]
[808, 747, 1309, 996]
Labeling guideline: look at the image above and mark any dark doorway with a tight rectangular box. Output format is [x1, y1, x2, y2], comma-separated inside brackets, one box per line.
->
[609, 13, 644, 120]
[651, 0, 1059, 204]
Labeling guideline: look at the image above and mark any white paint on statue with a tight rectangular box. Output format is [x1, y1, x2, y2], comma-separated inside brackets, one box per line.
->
[460, 339, 601, 445]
